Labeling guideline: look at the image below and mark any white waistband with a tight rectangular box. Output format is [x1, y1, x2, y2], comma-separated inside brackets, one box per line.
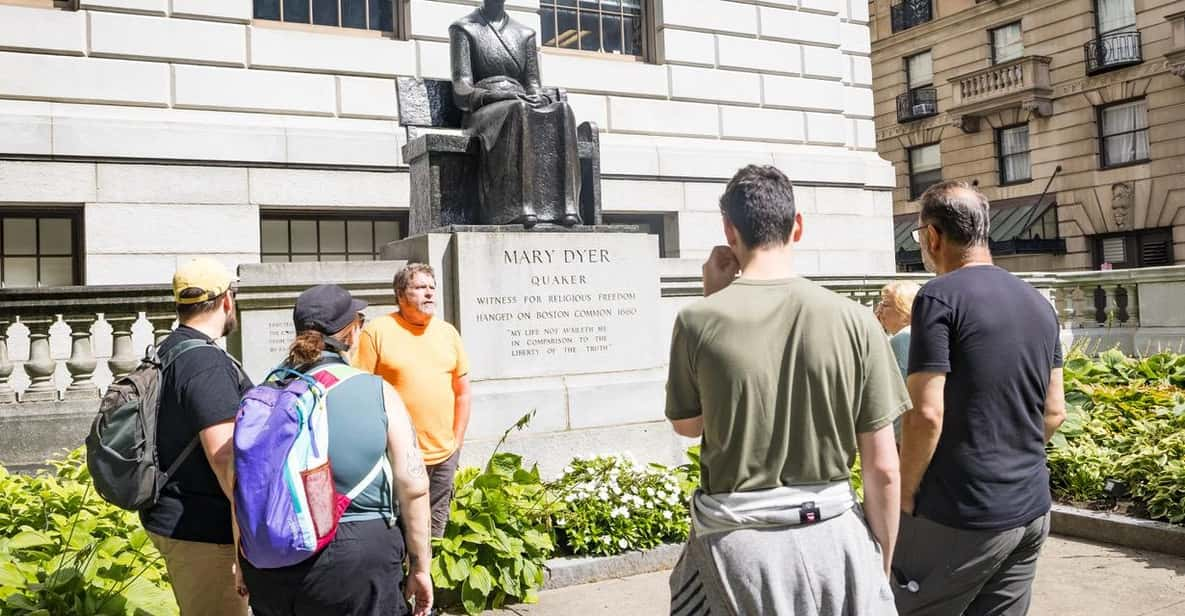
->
[691, 481, 855, 537]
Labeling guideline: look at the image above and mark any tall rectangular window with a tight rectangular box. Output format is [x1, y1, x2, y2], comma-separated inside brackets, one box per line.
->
[260, 212, 407, 263]
[906, 51, 933, 90]
[991, 22, 1024, 64]
[998, 124, 1031, 184]
[0, 210, 81, 288]
[539, 0, 646, 57]
[1096, 0, 1136, 34]
[1099, 99, 1150, 167]
[908, 144, 942, 200]
[254, 0, 394, 32]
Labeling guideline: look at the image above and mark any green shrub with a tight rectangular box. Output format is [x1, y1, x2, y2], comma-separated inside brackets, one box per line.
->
[1049, 350, 1185, 524]
[0, 449, 177, 616]
[550, 455, 690, 557]
[430, 412, 560, 616]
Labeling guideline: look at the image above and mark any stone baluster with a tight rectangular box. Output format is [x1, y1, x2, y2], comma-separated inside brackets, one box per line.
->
[1091, 285, 1109, 326]
[107, 313, 142, 380]
[63, 313, 100, 400]
[0, 319, 14, 404]
[1104, 285, 1119, 326]
[1114, 285, 1130, 325]
[1070, 285, 1089, 329]
[148, 314, 176, 346]
[1126, 283, 1140, 327]
[21, 315, 60, 403]
[1053, 285, 1076, 326]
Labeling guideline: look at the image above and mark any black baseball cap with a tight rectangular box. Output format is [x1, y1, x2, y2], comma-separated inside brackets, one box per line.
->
[293, 284, 367, 334]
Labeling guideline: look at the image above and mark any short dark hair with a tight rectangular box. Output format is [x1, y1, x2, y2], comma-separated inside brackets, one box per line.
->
[394, 263, 435, 299]
[176, 287, 228, 321]
[718, 165, 797, 248]
[920, 181, 991, 247]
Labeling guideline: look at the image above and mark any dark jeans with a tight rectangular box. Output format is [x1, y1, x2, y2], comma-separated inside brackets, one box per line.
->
[892, 511, 1051, 616]
[427, 448, 461, 538]
[241, 519, 408, 616]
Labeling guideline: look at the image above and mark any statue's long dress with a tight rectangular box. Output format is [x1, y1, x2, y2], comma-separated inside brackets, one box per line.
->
[450, 15, 581, 225]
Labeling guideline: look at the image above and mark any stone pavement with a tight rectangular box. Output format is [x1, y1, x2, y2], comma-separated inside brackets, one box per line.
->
[486, 535, 1185, 615]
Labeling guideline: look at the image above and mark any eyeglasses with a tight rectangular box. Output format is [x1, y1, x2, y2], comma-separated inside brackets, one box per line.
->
[911, 224, 933, 243]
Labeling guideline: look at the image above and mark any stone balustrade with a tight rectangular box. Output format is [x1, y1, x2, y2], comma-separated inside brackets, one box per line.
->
[949, 56, 1053, 130]
[0, 284, 174, 404]
[3, 265, 1185, 405]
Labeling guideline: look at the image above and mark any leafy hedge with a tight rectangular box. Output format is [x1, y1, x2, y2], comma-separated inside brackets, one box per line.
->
[0, 449, 177, 616]
[1048, 350, 1185, 523]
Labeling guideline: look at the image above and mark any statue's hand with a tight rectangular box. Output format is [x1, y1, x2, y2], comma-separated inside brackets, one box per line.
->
[477, 89, 519, 106]
[519, 93, 549, 108]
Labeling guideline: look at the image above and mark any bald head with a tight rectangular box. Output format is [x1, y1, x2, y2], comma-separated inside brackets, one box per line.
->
[919, 181, 991, 247]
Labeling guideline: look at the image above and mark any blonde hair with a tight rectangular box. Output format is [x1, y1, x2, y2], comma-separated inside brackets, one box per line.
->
[882, 281, 921, 318]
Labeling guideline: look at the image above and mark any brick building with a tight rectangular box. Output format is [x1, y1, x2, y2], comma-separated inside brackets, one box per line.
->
[871, 0, 1185, 272]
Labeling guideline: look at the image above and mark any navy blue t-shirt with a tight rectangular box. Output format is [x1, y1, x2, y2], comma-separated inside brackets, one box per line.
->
[909, 265, 1062, 531]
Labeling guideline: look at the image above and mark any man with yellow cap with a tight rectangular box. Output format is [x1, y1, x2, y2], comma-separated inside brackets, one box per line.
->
[141, 257, 252, 615]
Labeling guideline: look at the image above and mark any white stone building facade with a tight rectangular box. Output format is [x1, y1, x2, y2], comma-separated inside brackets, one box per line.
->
[0, 0, 894, 287]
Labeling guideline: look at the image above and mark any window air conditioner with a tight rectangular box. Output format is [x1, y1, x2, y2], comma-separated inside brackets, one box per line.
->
[912, 103, 935, 115]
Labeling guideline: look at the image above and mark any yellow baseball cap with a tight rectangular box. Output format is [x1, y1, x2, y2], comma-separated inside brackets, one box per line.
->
[173, 257, 237, 305]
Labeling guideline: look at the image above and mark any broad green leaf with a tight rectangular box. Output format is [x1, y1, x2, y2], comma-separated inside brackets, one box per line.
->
[460, 577, 486, 616]
[9, 531, 52, 550]
[468, 564, 494, 595]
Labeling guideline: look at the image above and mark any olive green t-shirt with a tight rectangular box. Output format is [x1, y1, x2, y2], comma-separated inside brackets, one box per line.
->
[665, 277, 910, 495]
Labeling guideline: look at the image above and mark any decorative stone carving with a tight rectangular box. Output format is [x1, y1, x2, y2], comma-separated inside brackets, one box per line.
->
[951, 115, 980, 133]
[1021, 98, 1053, 116]
[1111, 182, 1133, 229]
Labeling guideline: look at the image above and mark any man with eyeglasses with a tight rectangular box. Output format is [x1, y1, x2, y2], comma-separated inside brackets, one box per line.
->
[143, 257, 253, 615]
[894, 182, 1066, 616]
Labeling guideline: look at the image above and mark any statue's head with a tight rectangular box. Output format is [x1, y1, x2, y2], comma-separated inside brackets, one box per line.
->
[482, 0, 507, 13]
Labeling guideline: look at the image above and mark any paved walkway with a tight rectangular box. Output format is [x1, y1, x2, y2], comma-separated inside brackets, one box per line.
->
[486, 535, 1185, 615]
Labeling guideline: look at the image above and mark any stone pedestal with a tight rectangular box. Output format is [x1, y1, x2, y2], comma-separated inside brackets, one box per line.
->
[382, 228, 679, 471]
[230, 261, 406, 383]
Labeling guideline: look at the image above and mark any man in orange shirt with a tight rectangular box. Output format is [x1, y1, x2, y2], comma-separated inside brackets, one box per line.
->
[354, 262, 472, 537]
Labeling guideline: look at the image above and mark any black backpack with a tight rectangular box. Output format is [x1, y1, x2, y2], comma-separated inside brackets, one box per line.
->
[85, 339, 213, 511]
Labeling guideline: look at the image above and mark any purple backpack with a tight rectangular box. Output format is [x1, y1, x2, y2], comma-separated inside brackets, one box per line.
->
[233, 364, 390, 569]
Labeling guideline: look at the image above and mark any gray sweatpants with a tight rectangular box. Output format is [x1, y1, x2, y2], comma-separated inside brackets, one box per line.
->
[669, 508, 897, 616]
[892, 511, 1051, 616]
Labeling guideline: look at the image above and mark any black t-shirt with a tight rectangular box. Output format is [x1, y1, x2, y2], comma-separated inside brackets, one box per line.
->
[140, 325, 252, 544]
[909, 265, 1062, 531]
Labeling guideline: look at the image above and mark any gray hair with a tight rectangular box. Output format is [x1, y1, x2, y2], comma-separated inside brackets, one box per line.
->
[920, 181, 990, 247]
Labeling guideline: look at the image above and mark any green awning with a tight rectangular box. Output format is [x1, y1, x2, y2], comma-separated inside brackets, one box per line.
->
[894, 194, 1056, 254]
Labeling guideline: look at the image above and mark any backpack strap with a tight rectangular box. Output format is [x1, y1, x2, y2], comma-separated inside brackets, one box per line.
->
[159, 338, 211, 369]
[346, 456, 393, 501]
[157, 338, 230, 479]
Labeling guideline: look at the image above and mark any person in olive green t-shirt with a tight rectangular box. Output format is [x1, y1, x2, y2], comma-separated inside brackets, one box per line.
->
[667, 275, 909, 494]
[664, 165, 909, 616]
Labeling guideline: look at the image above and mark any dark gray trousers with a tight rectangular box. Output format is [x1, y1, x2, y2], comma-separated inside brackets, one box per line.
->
[892, 511, 1051, 616]
[427, 448, 461, 538]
